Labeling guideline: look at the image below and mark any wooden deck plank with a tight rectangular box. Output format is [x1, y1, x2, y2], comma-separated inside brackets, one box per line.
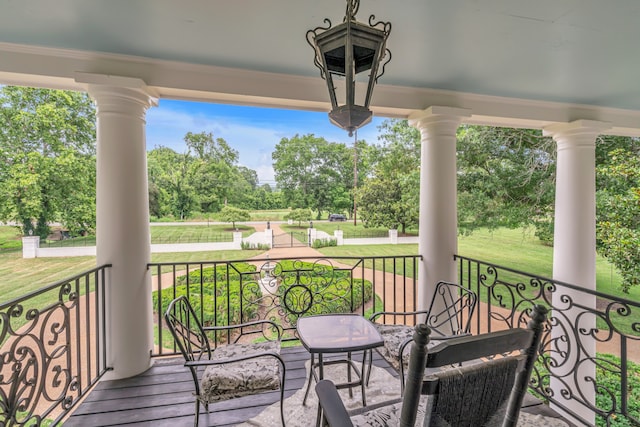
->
[64, 345, 567, 427]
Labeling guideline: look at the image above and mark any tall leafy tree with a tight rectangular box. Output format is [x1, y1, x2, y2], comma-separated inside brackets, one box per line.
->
[272, 134, 353, 217]
[185, 131, 239, 212]
[147, 146, 196, 220]
[356, 120, 420, 232]
[0, 86, 96, 237]
[596, 136, 640, 292]
[456, 125, 556, 238]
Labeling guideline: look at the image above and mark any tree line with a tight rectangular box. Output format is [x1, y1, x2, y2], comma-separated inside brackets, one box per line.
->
[1, 86, 639, 292]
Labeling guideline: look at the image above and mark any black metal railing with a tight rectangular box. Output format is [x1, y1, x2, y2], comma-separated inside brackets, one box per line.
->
[0, 265, 111, 427]
[149, 255, 420, 355]
[456, 255, 640, 427]
[11, 253, 637, 426]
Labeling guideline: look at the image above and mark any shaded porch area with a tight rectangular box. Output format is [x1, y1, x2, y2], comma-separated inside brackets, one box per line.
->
[64, 346, 569, 427]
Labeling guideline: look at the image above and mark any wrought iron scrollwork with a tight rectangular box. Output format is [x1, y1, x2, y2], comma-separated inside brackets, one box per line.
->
[456, 255, 640, 426]
[0, 265, 110, 426]
[238, 258, 365, 341]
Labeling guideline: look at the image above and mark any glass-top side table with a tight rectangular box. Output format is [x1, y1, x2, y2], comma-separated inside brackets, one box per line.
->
[297, 313, 384, 414]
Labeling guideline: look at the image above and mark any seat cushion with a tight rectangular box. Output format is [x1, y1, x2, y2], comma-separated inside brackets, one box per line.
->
[199, 340, 281, 402]
[374, 324, 414, 371]
[375, 324, 447, 372]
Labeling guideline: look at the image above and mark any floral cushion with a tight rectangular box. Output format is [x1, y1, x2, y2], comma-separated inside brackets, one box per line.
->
[376, 324, 446, 371]
[374, 324, 414, 371]
[199, 340, 281, 403]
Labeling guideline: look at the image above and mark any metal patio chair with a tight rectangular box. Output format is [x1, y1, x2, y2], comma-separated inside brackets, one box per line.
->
[164, 295, 286, 426]
[368, 280, 477, 392]
[317, 304, 548, 427]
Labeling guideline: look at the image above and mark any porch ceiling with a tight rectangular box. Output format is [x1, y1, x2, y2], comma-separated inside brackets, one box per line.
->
[1, 0, 640, 135]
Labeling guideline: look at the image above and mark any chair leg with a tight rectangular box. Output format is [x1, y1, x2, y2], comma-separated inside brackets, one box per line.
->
[194, 399, 200, 427]
[279, 383, 286, 426]
[279, 360, 287, 426]
[365, 349, 373, 386]
[399, 358, 406, 395]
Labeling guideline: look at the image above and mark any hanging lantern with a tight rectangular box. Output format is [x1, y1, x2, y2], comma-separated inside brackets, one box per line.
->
[306, 0, 391, 136]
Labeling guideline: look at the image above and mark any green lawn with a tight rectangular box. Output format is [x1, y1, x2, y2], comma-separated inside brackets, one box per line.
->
[166, 209, 293, 222]
[0, 225, 22, 251]
[2, 225, 638, 305]
[318, 227, 640, 303]
[0, 248, 264, 306]
[282, 221, 417, 238]
[40, 224, 257, 248]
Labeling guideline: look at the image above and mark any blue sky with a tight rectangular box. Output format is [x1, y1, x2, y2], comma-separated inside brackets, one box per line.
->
[145, 99, 385, 185]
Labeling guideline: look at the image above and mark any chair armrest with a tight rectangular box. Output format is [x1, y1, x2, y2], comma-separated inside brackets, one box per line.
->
[185, 350, 285, 368]
[369, 309, 430, 322]
[203, 319, 283, 340]
[429, 330, 472, 340]
[316, 380, 354, 427]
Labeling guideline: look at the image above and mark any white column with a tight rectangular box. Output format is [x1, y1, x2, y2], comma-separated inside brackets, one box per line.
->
[543, 120, 609, 425]
[78, 73, 158, 379]
[409, 107, 471, 313]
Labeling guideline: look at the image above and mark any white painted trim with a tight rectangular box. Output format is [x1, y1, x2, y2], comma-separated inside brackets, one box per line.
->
[2, 42, 640, 135]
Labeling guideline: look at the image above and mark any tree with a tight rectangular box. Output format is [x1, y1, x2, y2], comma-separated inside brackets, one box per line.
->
[456, 125, 556, 238]
[356, 120, 420, 232]
[0, 86, 96, 238]
[273, 134, 354, 217]
[218, 206, 251, 230]
[596, 137, 640, 292]
[147, 146, 197, 220]
[185, 131, 239, 212]
[286, 208, 312, 227]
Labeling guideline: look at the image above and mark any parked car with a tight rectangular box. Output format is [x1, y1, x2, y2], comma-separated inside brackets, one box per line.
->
[328, 214, 347, 222]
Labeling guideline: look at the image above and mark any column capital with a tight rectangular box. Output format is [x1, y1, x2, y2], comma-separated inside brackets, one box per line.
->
[409, 106, 471, 139]
[75, 72, 158, 115]
[543, 120, 610, 142]
[408, 106, 471, 129]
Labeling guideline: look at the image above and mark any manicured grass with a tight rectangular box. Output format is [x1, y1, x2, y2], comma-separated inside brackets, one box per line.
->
[246, 209, 292, 221]
[2, 224, 636, 303]
[163, 209, 293, 222]
[0, 225, 22, 251]
[282, 221, 417, 238]
[318, 244, 419, 278]
[0, 248, 265, 306]
[149, 224, 254, 243]
[318, 227, 640, 303]
[40, 224, 257, 248]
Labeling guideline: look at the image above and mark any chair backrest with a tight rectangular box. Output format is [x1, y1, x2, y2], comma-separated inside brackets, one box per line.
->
[425, 280, 477, 336]
[164, 295, 212, 362]
[402, 304, 548, 427]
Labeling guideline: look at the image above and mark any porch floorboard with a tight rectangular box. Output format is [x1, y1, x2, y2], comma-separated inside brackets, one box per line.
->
[63, 345, 569, 426]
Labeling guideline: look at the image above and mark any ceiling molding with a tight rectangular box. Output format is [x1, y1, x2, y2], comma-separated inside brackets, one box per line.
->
[2, 42, 640, 137]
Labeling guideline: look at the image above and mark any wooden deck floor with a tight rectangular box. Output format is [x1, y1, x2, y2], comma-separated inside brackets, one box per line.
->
[63, 345, 570, 426]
